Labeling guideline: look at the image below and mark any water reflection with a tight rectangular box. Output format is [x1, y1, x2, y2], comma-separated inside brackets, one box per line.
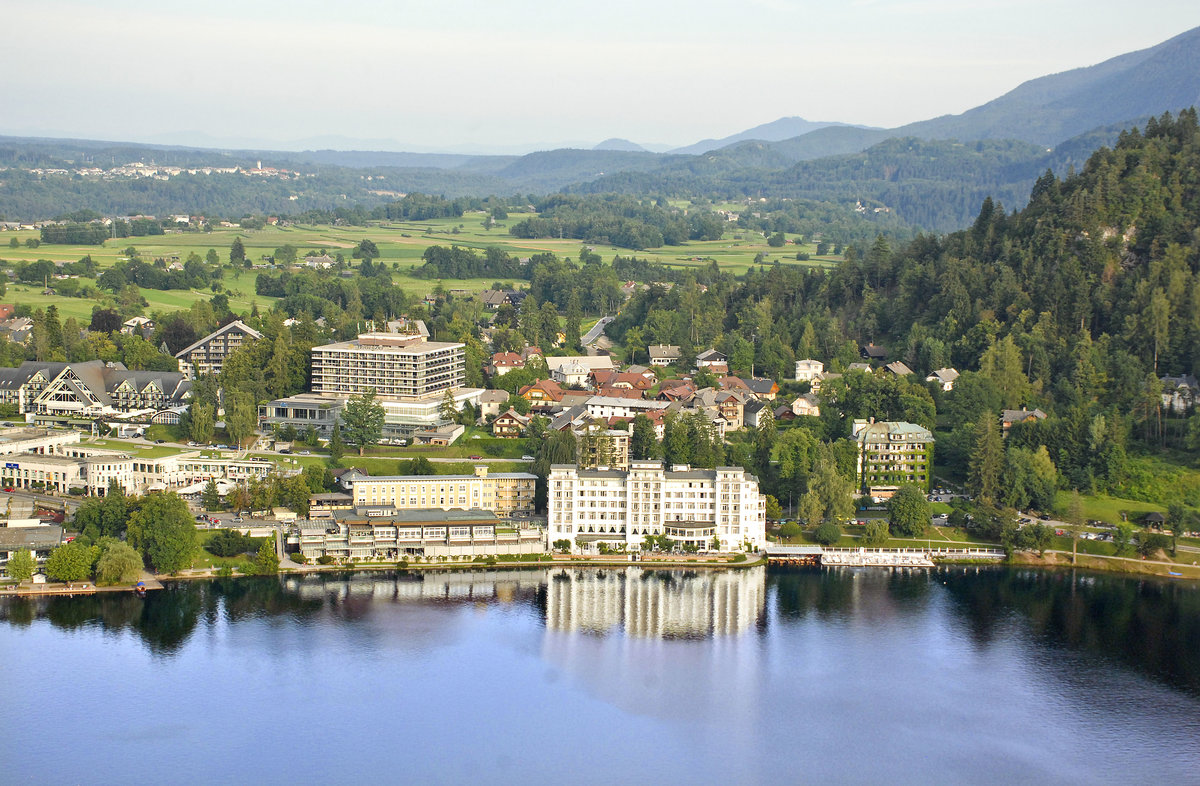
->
[544, 567, 766, 638]
[939, 566, 1200, 695]
[2, 566, 1198, 697]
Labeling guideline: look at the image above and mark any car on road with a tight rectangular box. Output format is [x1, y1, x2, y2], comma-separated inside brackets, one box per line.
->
[521, 455, 534, 460]
[298, 450, 310, 455]
[155, 439, 166, 444]
[2, 487, 13, 493]
[231, 516, 244, 523]
[469, 455, 482, 460]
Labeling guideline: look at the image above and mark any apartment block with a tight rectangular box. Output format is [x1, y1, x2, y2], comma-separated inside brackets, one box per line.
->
[175, 320, 263, 379]
[852, 418, 934, 497]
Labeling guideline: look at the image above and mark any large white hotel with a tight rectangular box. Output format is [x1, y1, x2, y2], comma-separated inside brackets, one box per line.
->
[547, 461, 767, 553]
[301, 333, 482, 439]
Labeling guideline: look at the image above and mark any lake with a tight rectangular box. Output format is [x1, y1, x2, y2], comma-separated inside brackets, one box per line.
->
[2, 566, 1199, 784]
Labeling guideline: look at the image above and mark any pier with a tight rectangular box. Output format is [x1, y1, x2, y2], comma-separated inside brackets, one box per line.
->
[766, 544, 1006, 567]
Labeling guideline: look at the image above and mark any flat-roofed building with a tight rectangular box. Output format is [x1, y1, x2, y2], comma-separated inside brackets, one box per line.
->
[0, 427, 81, 456]
[295, 507, 545, 562]
[0, 454, 86, 493]
[258, 393, 345, 439]
[547, 461, 766, 553]
[310, 333, 481, 439]
[352, 465, 536, 518]
[312, 333, 464, 399]
[0, 524, 64, 577]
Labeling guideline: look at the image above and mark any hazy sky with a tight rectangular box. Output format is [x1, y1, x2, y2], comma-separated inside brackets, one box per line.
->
[4, 1, 1198, 152]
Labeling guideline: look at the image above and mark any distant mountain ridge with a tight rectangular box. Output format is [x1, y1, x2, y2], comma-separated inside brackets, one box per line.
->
[3, 26, 1200, 228]
[668, 117, 876, 156]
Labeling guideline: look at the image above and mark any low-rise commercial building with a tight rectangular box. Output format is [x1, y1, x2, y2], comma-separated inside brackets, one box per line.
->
[296, 508, 545, 562]
[0, 523, 64, 577]
[258, 393, 346, 439]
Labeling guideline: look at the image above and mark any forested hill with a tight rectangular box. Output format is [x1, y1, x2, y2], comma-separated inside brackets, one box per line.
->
[574, 130, 1136, 232]
[604, 111, 1200, 499]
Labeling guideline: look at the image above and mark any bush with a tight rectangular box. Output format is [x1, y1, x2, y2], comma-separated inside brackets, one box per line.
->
[317, 555, 336, 565]
[861, 520, 890, 546]
[778, 522, 802, 539]
[206, 529, 255, 557]
[731, 553, 747, 563]
[1138, 532, 1173, 558]
[813, 522, 843, 546]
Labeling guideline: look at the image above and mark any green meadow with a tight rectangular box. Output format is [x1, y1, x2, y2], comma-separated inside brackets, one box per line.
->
[2, 214, 840, 321]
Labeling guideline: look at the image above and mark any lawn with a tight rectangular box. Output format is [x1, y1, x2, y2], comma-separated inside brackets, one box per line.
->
[1053, 491, 1166, 525]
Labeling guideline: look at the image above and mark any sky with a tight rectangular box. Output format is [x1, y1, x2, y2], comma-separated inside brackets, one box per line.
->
[3, 0, 1198, 154]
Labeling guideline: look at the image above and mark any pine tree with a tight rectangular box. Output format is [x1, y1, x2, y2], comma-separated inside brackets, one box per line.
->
[230, 237, 245, 265]
[967, 417, 1005, 505]
[565, 290, 583, 351]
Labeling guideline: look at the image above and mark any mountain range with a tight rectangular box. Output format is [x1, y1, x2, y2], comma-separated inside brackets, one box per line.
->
[2, 25, 1199, 230]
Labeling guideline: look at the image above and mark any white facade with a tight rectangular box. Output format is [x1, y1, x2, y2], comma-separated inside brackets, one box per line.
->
[584, 396, 668, 420]
[547, 461, 766, 553]
[795, 359, 824, 382]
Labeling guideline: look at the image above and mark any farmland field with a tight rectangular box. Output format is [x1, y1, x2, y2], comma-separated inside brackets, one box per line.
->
[2, 213, 841, 321]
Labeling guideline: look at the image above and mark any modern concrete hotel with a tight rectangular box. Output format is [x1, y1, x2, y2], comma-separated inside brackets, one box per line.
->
[309, 333, 482, 438]
[311, 333, 464, 398]
[547, 461, 767, 553]
[352, 465, 537, 518]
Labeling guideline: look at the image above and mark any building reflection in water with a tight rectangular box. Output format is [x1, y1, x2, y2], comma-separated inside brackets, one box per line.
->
[544, 566, 766, 638]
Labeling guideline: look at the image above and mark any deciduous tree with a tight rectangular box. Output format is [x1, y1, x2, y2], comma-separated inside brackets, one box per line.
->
[887, 485, 930, 537]
[342, 389, 385, 456]
[95, 541, 144, 585]
[5, 549, 34, 582]
[126, 493, 197, 574]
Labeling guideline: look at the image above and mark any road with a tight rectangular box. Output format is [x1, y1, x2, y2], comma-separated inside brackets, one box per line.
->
[583, 316, 613, 345]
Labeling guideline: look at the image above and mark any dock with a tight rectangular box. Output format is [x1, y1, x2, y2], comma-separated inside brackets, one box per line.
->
[1, 575, 164, 597]
[766, 544, 1006, 568]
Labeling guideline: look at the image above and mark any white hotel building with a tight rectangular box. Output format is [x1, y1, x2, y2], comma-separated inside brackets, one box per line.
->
[309, 333, 482, 439]
[547, 461, 766, 553]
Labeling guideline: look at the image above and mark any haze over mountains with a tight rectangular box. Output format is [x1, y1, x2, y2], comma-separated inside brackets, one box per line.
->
[2, 25, 1199, 231]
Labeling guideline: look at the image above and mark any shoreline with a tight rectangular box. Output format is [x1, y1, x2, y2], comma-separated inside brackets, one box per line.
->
[160, 552, 767, 582]
[8, 549, 1197, 594]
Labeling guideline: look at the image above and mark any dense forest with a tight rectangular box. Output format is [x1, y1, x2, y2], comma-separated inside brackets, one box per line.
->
[607, 111, 1200, 506]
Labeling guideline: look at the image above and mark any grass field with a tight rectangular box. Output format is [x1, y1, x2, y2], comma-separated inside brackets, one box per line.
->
[1054, 491, 1167, 525]
[2, 215, 841, 319]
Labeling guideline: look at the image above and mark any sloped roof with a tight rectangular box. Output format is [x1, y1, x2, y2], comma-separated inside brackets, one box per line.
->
[175, 320, 263, 359]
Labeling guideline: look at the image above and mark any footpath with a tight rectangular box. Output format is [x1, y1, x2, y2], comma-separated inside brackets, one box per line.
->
[1014, 549, 1200, 580]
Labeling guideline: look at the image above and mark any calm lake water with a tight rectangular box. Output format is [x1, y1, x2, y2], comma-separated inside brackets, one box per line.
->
[2, 566, 1199, 785]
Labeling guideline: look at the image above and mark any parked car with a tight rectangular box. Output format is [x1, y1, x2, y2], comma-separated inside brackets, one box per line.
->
[155, 439, 166, 444]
